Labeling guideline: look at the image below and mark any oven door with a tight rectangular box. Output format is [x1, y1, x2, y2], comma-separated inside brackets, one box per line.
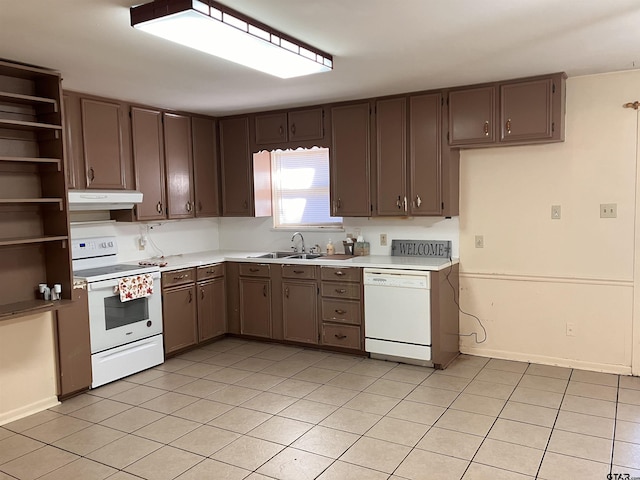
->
[87, 272, 162, 353]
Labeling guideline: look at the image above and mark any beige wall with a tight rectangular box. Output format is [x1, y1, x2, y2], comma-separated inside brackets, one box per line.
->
[0, 312, 59, 425]
[459, 70, 640, 373]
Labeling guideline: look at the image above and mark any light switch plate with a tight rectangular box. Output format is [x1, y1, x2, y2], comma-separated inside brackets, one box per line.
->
[475, 235, 484, 248]
[551, 205, 561, 219]
[600, 203, 617, 218]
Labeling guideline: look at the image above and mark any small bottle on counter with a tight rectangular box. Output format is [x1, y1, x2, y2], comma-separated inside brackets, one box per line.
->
[326, 240, 335, 255]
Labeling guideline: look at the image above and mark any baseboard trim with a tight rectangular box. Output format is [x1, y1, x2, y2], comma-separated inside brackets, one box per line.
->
[460, 345, 633, 376]
[0, 396, 60, 426]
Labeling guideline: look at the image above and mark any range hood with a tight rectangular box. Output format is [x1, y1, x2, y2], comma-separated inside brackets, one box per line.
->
[68, 190, 143, 211]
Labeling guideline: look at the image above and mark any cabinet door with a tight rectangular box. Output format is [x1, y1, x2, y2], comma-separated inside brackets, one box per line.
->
[56, 286, 91, 397]
[448, 86, 496, 146]
[255, 112, 287, 145]
[239, 277, 272, 338]
[282, 280, 318, 344]
[409, 93, 442, 216]
[81, 98, 128, 189]
[164, 113, 194, 219]
[62, 93, 82, 189]
[288, 108, 324, 142]
[376, 98, 407, 216]
[192, 116, 220, 217]
[330, 103, 371, 217]
[198, 278, 226, 342]
[162, 284, 198, 355]
[500, 78, 553, 143]
[131, 107, 166, 220]
[220, 117, 253, 216]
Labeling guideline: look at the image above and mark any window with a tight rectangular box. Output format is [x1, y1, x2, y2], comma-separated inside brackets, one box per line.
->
[271, 147, 342, 229]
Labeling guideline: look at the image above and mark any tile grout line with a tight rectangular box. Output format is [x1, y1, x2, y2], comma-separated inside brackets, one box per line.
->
[609, 374, 621, 476]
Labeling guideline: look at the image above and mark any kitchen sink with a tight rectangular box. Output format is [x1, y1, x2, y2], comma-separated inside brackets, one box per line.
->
[250, 251, 324, 260]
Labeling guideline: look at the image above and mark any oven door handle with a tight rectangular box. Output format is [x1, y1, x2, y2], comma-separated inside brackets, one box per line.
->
[87, 271, 161, 291]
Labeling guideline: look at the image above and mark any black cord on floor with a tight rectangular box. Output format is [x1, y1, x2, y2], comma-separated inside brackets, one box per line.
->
[446, 256, 487, 344]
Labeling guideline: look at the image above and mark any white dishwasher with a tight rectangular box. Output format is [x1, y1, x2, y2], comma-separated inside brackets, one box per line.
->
[364, 268, 432, 365]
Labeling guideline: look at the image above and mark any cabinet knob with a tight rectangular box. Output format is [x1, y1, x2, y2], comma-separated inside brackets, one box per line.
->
[506, 118, 512, 135]
[396, 195, 403, 210]
[279, 125, 284, 136]
[88, 167, 95, 182]
[290, 123, 296, 135]
[201, 288, 205, 300]
[334, 333, 347, 340]
[483, 120, 490, 136]
[415, 195, 422, 208]
[156, 201, 163, 214]
[263, 285, 267, 297]
[284, 287, 290, 298]
[186, 201, 192, 213]
[188, 290, 193, 303]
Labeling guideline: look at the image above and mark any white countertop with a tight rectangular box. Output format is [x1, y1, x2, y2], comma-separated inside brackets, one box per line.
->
[132, 250, 459, 272]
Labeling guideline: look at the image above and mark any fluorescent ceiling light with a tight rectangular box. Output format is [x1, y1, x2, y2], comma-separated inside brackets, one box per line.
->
[131, 0, 333, 79]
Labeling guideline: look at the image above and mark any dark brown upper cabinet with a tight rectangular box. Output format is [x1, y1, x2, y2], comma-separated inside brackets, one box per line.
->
[163, 113, 194, 219]
[62, 92, 133, 190]
[330, 103, 372, 217]
[448, 72, 566, 148]
[254, 107, 324, 147]
[131, 106, 166, 221]
[191, 116, 221, 217]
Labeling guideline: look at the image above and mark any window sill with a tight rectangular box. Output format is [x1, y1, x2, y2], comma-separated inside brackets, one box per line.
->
[271, 226, 345, 233]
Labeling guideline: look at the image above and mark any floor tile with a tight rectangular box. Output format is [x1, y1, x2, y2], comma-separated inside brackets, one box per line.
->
[109, 385, 166, 405]
[611, 465, 640, 478]
[103, 471, 141, 480]
[620, 375, 640, 391]
[617, 403, 640, 423]
[268, 378, 321, 398]
[67, 398, 131, 423]
[615, 419, 640, 444]
[173, 378, 227, 397]
[416, 426, 484, 460]
[88, 380, 137, 398]
[619, 388, 640, 406]
[525, 364, 571, 380]
[434, 409, 496, 436]
[278, 399, 338, 424]
[422, 373, 471, 392]
[327, 372, 377, 391]
[346, 358, 397, 377]
[304, 385, 359, 406]
[317, 460, 388, 480]
[509, 386, 564, 409]
[171, 398, 233, 423]
[212, 435, 284, 471]
[554, 410, 614, 438]
[49, 393, 103, 414]
[253, 345, 302, 362]
[433, 363, 482, 379]
[173, 458, 251, 480]
[241, 391, 297, 414]
[204, 367, 253, 383]
[566, 380, 617, 401]
[235, 372, 286, 391]
[562, 394, 617, 418]
[537, 451, 610, 480]
[3, 410, 63, 433]
[154, 357, 195, 372]
[395, 448, 469, 480]
[487, 418, 551, 450]
[208, 385, 261, 405]
[124, 367, 167, 384]
[175, 347, 217, 362]
[500, 401, 558, 428]
[170, 424, 240, 456]
[86, 434, 162, 469]
[248, 416, 313, 445]
[208, 407, 272, 434]
[474, 368, 522, 386]
[134, 415, 200, 443]
[463, 462, 534, 479]
[405, 385, 459, 407]
[0, 434, 45, 464]
[0, 445, 78, 480]
[486, 358, 529, 374]
[259, 360, 308, 377]
[52, 423, 126, 455]
[37, 457, 117, 480]
[518, 374, 568, 394]
[613, 440, 640, 469]
[364, 378, 416, 398]
[257, 447, 333, 480]
[291, 425, 359, 458]
[386, 400, 446, 425]
[571, 369, 618, 387]
[294, 366, 341, 383]
[463, 380, 515, 400]
[145, 372, 196, 390]
[450, 393, 505, 417]
[382, 364, 434, 384]
[0, 427, 13, 441]
[227, 342, 273, 357]
[343, 392, 400, 415]
[313, 354, 363, 372]
[547, 429, 613, 463]
[22, 415, 92, 443]
[319, 407, 382, 434]
[365, 416, 429, 446]
[124, 445, 203, 480]
[341, 436, 410, 473]
[99, 406, 165, 433]
[474, 438, 544, 476]
[229, 356, 275, 372]
[172, 361, 223, 379]
[140, 391, 199, 414]
[202, 353, 246, 368]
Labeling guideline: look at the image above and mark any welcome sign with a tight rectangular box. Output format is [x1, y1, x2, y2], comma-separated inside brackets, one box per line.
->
[391, 239, 452, 258]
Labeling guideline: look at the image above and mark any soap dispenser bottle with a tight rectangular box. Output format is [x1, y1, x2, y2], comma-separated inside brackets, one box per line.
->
[326, 239, 335, 255]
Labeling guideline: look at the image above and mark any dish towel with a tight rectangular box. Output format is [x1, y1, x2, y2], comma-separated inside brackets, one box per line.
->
[116, 274, 154, 302]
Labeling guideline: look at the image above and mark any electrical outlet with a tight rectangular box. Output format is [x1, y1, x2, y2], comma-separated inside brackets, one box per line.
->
[475, 235, 484, 248]
[138, 235, 147, 250]
[551, 205, 561, 220]
[380, 233, 387, 246]
[600, 203, 617, 218]
[566, 322, 575, 336]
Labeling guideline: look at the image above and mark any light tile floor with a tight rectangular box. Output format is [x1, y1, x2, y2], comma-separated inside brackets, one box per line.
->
[2, 338, 640, 479]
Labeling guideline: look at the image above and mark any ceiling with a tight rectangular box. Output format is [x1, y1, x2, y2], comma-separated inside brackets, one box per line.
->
[2, 0, 640, 116]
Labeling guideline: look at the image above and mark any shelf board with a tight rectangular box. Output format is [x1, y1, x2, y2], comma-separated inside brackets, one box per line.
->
[0, 118, 62, 132]
[0, 198, 63, 209]
[0, 299, 74, 322]
[0, 91, 57, 107]
[0, 156, 62, 170]
[0, 235, 68, 247]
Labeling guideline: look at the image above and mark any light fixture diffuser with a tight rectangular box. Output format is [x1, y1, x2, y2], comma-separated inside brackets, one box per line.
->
[131, 0, 333, 79]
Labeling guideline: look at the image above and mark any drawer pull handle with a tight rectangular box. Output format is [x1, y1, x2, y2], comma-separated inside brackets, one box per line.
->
[334, 271, 345, 276]
[285, 287, 290, 298]
[263, 285, 267, 297]
[293, 270, 305, 274]
[173, 274, 186, 280]
[335, 288, 347, 294]
[249, 268, 260, 272]
[334, 334, 347, 340]
[206, 270, 214, 274]
[188, 290, 193, 303]
[335, 309, 347, 314]
[201, 288, 205, 300]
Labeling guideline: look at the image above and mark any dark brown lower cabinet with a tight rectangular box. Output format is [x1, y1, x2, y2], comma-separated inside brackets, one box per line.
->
[56, 284, 91, 398]
[239, 277, 272, 338]
[162, 284, 198, 355]
[282, 280, 318, 344]
[197, 277, 226, 342]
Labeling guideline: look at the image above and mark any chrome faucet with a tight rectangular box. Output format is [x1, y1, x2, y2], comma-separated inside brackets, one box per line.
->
[291, 232, 305, 253]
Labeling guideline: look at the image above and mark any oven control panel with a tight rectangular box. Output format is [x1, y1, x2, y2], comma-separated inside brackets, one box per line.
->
[72, 236, 118, 260]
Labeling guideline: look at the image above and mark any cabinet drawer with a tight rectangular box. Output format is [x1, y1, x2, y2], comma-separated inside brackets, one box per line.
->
[321, 266, 361, 283]
[282, 264, 317, 280]
[162, 268, 195, 288]
[197, 263, 224, 281]
[321, 282, 361, 300]
[322, 323, 361, 350]
[321, 299, 361, 325]
[239, 263, 271, 277]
